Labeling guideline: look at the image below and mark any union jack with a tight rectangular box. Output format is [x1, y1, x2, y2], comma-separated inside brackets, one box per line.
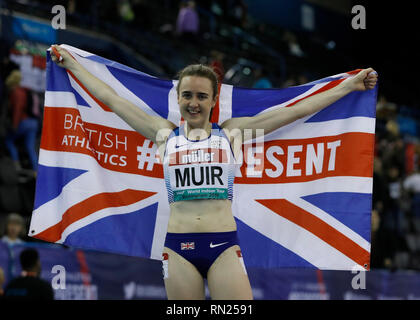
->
[29, 45, 377, 271]
[181, 242, 195, 250]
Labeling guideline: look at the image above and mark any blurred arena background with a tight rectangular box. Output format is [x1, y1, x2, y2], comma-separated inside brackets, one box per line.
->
[1, 0, 420, 300]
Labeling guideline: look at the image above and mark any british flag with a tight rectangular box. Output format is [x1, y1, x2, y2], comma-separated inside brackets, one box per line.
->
[181, 242, 195, 250]
[29, 45, 377, 271]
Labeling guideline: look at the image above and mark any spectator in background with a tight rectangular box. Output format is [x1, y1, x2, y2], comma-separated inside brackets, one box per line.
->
[229, 0, 248, 28]
[376, 94, 397, 117]
[4, 70, 39, 171]
[384, 117, 400, 142]
[253, 67, 272, 89]
[384, 165, 404, 233]
[0, 52, 19, 85]
[282, 75, 298, 88]
[0, 52, 19, 137]
[67, 0, 76, 14]
[1, 213, 25, 246]
[3, 248, 54, 300]
[0, 266, 4, 297]
[209, 50, 225, 83]
[370, 209, 393, 268]
[370, 207, 410, 269]
[372, 157, 390, 219]
[403, 168, 420, 232]
[283, 31, 305, 57]
[118, 0, 135, 25]
[176, 0, 199, 43]
[296, 74, 309, 86]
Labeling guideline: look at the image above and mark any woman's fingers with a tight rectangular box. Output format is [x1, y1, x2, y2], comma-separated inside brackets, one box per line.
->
[50, 45, 75, 69]
[50, 45, 61, 64]
[364, 67, 374, 75]
[363, 69, 378, 89]
[351, 68, 378, 91]
[51, 46, 63, 62]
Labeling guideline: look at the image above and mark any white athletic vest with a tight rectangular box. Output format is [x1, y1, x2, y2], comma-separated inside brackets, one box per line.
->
[163, 123, 236, 203]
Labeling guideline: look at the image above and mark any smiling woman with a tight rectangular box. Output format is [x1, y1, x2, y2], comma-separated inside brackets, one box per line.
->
[50, 44, 377, 300]
[178, 75, 215, 131]
[176, 64, 219, 131]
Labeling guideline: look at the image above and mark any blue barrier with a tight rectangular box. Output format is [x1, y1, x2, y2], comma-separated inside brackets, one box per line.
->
[1, 242, 164, 300]
[1, 242, 420, 299]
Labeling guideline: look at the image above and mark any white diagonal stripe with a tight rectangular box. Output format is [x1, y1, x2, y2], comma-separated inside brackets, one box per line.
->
[234, 197, 365, 270]
[255, 82, 330, 114]
[45, 91, 78, 108]
[282, 176, 372, 197]
[66, 78, 136, 131]
[32, 150, 165, 235]
[218, 84, 233, 124]
[251, 116, 375, 142]
[288, 196, 370, 252]
[167, 80, 181, 126]
[71, 53, 161, 118]
[59, 44, 95, 58]
[233, 176, 372, 199]
[233, 176, 372, 260]
[58, 192, 165, 244]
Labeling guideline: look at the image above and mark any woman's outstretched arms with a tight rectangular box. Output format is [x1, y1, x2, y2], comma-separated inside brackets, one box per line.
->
[221, 68, 378, 138]
[50, 45, 175, 143]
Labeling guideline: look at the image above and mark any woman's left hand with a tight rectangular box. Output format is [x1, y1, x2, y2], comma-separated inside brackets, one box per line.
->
[347, 68, 378, 91]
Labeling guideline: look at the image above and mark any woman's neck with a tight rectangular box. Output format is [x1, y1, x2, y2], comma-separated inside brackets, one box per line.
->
[184, 122, 212, 140]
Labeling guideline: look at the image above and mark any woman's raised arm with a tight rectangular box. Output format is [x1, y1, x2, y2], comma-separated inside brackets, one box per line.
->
[50, 45, 175, 144]
[221, 68, 378, 139]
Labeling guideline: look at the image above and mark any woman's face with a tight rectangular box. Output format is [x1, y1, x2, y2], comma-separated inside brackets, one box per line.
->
[177, 76, 216, 129]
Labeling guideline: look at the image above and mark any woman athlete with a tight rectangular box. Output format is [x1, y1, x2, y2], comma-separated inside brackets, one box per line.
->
[51, 45, 378, 300]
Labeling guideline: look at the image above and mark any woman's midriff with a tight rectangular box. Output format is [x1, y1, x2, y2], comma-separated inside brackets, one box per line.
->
[167, 199, 237, 233]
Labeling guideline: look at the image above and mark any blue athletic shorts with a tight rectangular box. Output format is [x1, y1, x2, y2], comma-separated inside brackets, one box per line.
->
[163, 231, 239, 278]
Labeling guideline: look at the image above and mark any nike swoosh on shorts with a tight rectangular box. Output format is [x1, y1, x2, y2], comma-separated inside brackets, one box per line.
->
[209, 241, 229, 248]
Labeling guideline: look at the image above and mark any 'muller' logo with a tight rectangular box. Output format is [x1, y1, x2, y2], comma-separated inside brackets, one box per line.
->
[182, 150, 215, 164]
[169, 148, 228, 166]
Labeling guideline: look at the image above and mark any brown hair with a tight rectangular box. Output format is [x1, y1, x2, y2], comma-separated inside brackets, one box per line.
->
[176, 64, 219, 99]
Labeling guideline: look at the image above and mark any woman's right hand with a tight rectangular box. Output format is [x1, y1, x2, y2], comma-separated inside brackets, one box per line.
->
[50, 45, 77, 70]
